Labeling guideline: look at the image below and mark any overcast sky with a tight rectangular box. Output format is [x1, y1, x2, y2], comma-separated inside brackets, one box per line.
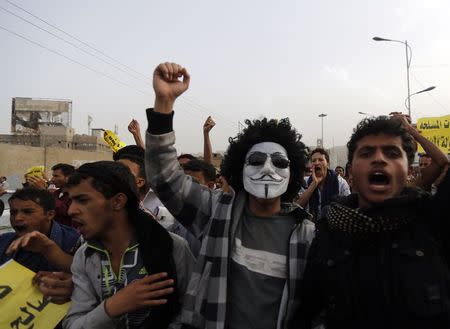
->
[1, 0, 449, 153]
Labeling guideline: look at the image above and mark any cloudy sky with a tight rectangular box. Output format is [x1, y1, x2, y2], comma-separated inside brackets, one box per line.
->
[1, 0, 449, 153]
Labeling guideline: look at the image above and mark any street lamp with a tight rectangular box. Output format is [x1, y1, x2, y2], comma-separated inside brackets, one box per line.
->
[404, 86, 436, 111]
[373, 36, 412, 117]
[318, 113, 327, 147]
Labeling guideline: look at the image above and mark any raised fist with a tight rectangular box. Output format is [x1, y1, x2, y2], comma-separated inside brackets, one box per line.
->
[203, 116, 216, 134]
[153, 62, 190, 102]
[128, 119, 141, 135]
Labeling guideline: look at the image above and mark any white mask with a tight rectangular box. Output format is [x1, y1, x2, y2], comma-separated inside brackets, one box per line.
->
[243, 142, 290, 199]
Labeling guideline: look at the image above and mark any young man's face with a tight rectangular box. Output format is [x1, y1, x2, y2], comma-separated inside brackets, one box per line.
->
[349, 133, 409, 208]
[243, 142, 290, 199]
[419, 156, 432, 170]
[67, 179, 115, 240]
[117, 159, 146, 194]
[311, 152, 328, 178]
[335, 167, 345, 177]
[9, 199, 54, 237]
[51, 169, 68, 189]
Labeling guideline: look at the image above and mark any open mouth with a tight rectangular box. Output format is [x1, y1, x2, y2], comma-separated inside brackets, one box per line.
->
[13, 224, 27, 233]
[369, 171, 390, 186]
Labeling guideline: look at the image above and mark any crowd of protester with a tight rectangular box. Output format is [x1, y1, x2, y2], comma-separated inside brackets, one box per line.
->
[0, 61, 449, 329]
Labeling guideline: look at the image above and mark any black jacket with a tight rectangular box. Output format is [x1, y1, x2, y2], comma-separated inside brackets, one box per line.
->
[296, 170, 450, 329]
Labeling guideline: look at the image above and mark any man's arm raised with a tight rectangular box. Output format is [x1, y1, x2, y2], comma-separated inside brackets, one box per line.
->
[146, 62, 214, 238]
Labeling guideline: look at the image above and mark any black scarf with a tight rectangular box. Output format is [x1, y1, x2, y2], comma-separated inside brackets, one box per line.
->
[132, 209, 179, 329]
[326, 187, 431, 238]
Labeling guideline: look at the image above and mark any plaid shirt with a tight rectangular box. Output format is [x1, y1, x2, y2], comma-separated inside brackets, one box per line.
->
[146, 131, 315, 329]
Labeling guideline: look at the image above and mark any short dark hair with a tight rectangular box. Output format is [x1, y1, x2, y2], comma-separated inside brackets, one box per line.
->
[51, 163, 75, 176]
[183, 159, 217, 182]
[9, 188, 55, 212]
[177, 154, 196, 161]
[221, 118, 308, 201]
[113, 145, 144, 161]
[116, 154, 145, 179]
[335, 165, 344, 171]
[310, 148, 330, 163]
[347, 116, 416, 165]
[67, 161, 139, 217]
[419, 153, 431, 159]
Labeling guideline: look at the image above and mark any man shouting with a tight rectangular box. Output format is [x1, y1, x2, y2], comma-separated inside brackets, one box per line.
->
[145, 62, 315, 329]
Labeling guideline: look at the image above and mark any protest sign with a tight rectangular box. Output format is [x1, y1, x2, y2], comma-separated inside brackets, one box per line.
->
[103, 129, 126, 153]
[417, 115, 450, 154]
[0, 260, 70, 329]
[25, 166, 45, 178]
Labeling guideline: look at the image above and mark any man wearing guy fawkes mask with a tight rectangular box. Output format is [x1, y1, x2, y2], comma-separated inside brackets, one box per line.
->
[146, 62, 315, 329]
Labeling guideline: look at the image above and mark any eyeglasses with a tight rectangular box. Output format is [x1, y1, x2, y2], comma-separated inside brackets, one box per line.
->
[246, 152, 290, 169]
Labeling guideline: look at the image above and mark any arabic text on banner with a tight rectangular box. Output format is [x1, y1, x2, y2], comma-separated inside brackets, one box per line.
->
[417, 115, 450, 154]
[0, 260, 70, 329]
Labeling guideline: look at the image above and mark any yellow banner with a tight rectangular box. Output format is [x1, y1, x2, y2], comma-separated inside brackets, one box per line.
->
[103, 129, 126, 153]
[25, 166, 45, 178]
[0, 260, 70, 329]
[417, 115, 450, 154]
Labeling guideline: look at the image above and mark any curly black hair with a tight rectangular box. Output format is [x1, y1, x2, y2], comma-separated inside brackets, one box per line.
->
[221, 118, 308, 201]
[347, 116, 416, 165]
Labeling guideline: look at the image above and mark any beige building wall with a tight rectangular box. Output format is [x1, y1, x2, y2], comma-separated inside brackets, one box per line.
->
[0, 143, 112, 186]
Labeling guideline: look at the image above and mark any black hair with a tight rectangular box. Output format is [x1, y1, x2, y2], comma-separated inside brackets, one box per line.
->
[113, 145, 144, 161]
[51, 163, 75, 176]
[419, 153, 431, 158]
[0, 199, 4, 217]
[347, 116, 416, 165]
[177, 153, 196, 161]
[67, 161, 139, 217]
[221, 118, 308, 201]
[117, 154, 146, 179]
[9, 188, 55, 212]
[335, 165, 344, 172]
[183, 159, 217, 182]
[310, 148, 330, 163]
[117, 154, 149, 196]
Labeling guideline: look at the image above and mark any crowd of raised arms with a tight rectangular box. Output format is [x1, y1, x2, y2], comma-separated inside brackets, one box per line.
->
[0, 62, 449, 329]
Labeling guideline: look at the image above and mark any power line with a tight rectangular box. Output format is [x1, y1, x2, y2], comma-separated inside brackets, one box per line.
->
[2, 0, 238, 129]
[410, 71, 448, 113]
[0, 24, 151, 95]
[0, 4, 150, 84]
[4, 0, 151, 81]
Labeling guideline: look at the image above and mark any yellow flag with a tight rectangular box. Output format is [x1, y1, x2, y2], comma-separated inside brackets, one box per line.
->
[103, 129, 126, 153]
[417, 115, 450, 154]
[25, 166, 45, 178]
[0, 260, 70, 328]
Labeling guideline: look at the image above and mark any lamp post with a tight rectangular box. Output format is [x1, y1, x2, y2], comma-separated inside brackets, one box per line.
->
[373, 36, 412, 117]
[318, 113, 327, 148]
[404, 86, 436, 112]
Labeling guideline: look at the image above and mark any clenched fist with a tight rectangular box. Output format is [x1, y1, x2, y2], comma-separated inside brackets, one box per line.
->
[153, 62, 190, 114]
